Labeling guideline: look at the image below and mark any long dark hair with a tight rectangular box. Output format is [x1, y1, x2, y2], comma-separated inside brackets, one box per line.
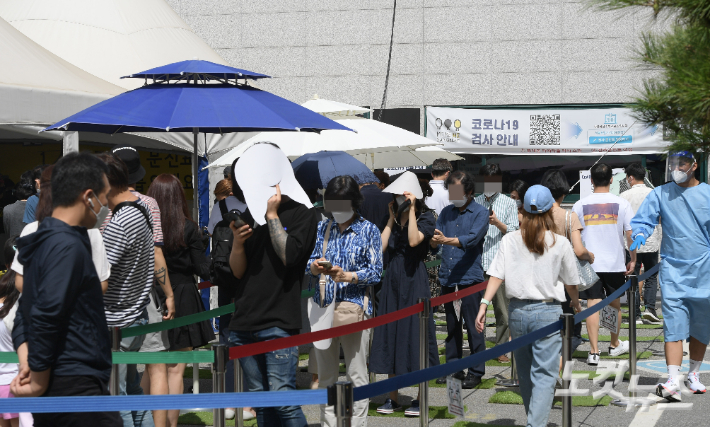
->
[147, 174, 193, 253]
[0, 237, 20, 319]
[35, 165, 54, 223]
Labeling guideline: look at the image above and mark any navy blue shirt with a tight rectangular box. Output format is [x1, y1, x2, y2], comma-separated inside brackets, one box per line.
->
[435, 201, 489, 287]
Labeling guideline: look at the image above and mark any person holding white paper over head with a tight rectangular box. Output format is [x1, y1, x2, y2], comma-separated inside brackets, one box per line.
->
[370, 171, 440, 417]
[227, 143, 319, 427]
[305, 175, 382, 427]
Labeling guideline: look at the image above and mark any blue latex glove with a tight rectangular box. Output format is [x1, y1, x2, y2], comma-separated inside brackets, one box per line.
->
[629, 234, 646, 251]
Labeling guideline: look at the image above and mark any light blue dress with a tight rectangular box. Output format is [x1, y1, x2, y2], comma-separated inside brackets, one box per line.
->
[631, 182, 710, 344]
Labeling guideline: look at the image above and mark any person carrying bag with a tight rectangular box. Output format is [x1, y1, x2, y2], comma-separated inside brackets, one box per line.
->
[306, 175, 383, 427]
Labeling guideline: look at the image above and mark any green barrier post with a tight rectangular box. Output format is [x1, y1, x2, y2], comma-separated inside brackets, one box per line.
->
[110, 327, 121, 396]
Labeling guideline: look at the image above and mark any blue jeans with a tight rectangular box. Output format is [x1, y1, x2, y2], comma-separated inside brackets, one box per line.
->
[229, 327, 307, 427]
[117, 310, 155, 427]
[508, 299, 562, 427]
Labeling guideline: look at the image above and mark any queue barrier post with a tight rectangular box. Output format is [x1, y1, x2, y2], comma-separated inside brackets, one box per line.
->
[235, 359, 244, 427]
[192, 348, 200, 395]
[628, 275, 638, 395]
[418, 298, 430, 426]
[561, 313, 573, 427]
[328, 381, 353, 427]
[496, 352, 519, 387]
[212, 344, 227, 427]
[109, 327, 121, 396]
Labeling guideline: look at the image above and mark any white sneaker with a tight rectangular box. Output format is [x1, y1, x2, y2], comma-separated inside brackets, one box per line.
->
[587, 352, 600, 366]
[609, 340, 630, 357]
[687, 372, 707, 394]
[656, 379, 682, 402]
[225, 409, 235, 420]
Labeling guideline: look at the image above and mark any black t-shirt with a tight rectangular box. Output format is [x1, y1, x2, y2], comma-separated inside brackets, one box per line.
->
[229, 199, 319, 332]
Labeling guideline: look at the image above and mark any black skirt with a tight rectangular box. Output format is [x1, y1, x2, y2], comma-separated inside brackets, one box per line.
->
[167, 277, 215, 350]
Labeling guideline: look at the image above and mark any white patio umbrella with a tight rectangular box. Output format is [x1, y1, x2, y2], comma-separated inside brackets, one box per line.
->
[351, 145, 462, 169]
[301, 94, 371, 118]
[205, 118, 449, 170]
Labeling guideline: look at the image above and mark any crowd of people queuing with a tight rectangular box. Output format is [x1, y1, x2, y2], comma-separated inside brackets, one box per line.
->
[0, 141, 704, 427]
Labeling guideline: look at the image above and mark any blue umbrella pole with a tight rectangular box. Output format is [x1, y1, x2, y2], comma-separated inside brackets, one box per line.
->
[192, 128, 200, 221]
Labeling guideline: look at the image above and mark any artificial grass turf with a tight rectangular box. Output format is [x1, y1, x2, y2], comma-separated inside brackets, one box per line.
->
[367, 402, 465, 418]
[572, 350, 652, 360]
[488, 390, 612, 407]
[581, 334, 660, 342]
[439, 355, 510, 367]
[453, 423, 523, 427]
[621, 323, 663, 329]
[183, 367, 212, 379]
[178, 412, 257, 426]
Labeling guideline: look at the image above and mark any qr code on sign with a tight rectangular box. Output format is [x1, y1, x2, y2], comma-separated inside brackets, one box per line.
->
[529, 114, 561, 145]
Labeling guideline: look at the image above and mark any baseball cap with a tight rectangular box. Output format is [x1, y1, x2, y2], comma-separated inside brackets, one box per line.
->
[524, 185, 554, 214]
[111, 144, 146, 184]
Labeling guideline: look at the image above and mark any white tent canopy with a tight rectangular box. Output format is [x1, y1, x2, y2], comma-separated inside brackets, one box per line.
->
[301, 95, 372, 118]
[0, 0, 227, 90]
[0, 16, 121, 126]
[0, 0, 254, 155]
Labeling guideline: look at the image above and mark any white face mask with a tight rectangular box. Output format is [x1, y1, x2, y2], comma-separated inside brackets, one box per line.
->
[451, 194, 470, 208]
[89, 192, 110, 229]
[515, 199, 522, 209]
[331, 210, 354, 224]
[672, 168, 692, 184]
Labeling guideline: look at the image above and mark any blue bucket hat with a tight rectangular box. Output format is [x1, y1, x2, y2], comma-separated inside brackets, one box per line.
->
[524, 185, 554, 214]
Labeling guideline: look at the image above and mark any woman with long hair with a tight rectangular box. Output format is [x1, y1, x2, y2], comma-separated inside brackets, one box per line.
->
[475, 185, 581, 427]
[147, 174, 214, 427]
[370, 172, 439, 417]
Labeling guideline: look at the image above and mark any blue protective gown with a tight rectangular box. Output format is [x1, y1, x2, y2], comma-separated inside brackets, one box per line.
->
[631, 182, 710, 344]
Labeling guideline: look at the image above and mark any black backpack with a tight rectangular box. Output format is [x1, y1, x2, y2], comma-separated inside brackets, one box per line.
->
[210, 200, 241, 305]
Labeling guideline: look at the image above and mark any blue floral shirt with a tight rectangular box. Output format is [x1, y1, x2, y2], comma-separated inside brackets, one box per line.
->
[306, 216, 383, 315]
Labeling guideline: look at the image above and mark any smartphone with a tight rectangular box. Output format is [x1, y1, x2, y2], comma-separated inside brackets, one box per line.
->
[223, 210, 246, 228]
[489, 207, 494, 216]
[397, 199, 412, 217]
[317, 260, 333, 269]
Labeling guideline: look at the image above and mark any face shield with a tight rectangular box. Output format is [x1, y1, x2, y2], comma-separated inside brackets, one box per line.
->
[667, 152, 696, 184]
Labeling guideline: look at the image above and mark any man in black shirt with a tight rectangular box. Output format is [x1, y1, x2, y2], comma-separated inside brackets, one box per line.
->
[228, 144, 318, 427]
[11, 153, 121, 427]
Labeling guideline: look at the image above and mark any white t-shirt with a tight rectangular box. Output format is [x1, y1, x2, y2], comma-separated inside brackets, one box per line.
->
[572, 192, 634, 273]
[11, 221, 111, 282]
[424, 180, 451, 216]
[207, 196, 248, 234]
[0, 303, 18, 385]
[487, 230, 580, 302]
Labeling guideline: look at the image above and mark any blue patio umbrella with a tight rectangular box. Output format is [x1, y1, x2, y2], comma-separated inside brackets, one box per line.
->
[292, 151, 379, 190]
[43, 60, 352, 216]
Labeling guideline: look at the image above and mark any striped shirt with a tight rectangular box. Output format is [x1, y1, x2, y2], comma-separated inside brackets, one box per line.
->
[101, 191, 163, 246]
[306, 216, 383, 315]
[473, 193, 520, 271]
[102, 199, 155, 327]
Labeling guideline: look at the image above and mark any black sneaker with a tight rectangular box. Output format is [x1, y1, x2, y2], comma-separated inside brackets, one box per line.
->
[376, 398, 403, 414]
[462, 371, 482, 389]
[404, 400, 420, 417]
[435, 370, 465, 384]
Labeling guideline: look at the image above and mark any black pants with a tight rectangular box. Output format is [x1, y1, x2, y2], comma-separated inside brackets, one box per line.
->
[33, 375, 122, 427]
[634, 252, 659, 312]
[442, 284, 486, 377]
[562, 289, 583, 338]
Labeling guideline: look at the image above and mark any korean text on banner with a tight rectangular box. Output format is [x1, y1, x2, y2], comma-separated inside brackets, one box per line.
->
[426, 107, 669, 156]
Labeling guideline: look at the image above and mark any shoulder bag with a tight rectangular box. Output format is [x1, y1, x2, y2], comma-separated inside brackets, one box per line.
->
[318, 220, 369, 327]
[565, 210, 598, 292]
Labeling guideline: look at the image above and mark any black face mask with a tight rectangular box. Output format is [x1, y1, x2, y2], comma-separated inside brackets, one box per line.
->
[396, 199, 412, 217]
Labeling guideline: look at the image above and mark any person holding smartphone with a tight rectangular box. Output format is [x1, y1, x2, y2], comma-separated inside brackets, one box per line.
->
[370, 172, 440, 417]
[306, 175, 382, 427]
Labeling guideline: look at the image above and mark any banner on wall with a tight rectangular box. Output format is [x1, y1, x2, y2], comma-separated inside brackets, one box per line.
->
[426, 107, 669, 156]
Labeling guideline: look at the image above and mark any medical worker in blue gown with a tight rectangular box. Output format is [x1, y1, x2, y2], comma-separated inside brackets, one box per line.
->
[630, 151, 709, 402]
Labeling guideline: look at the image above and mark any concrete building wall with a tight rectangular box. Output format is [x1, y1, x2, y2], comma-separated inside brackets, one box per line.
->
[168, 0, 666, 132]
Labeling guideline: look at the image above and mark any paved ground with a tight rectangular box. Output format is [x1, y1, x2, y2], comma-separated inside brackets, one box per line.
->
[177, 301, 710, 427]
